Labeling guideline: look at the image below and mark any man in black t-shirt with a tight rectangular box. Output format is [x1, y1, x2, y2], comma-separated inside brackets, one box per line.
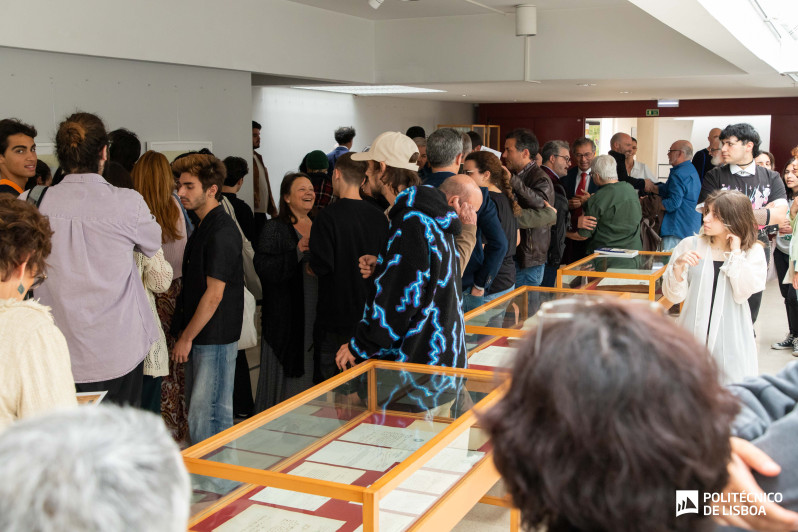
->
[309, 153, 388, 383]
[698, 123, 787, 323]
[172, 153, 244, 444]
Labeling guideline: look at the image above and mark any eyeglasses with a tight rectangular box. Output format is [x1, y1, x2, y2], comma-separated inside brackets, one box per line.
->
[574, 153, 594, 159]
[554, 155, 572, 163]
[30, 272, 47, 291]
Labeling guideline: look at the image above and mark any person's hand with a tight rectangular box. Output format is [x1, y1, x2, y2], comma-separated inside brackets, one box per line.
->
[543, 201, 557, 214]
[471, 287, 485, 297]
[566, 231, 587, 241]
[335, 343, 357, 371]
[779, 219, 792, 235]
[792, 273, 798, 290]
[454, 198, 477, 225]
[674, 250, 702, 268]
[712, 437, 798, 531]
[298, 235, 310, 252]
[568, 197, 582, 210]
[334, 391, 363, 420]
[728, 233, 742, 252]
[644, 179, 658, 193]
[358, 254, 377, 279]
[173, 335, 192, 363]
[577, 215, 597, 230]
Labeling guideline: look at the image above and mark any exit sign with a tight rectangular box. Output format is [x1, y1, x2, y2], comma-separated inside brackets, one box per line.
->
[646, 109, 660, 117]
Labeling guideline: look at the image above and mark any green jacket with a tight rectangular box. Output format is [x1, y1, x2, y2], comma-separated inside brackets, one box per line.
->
[577, 181, 643, 253]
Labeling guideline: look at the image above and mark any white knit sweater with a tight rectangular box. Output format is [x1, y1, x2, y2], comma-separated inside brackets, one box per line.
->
[0, 298, 77, 431]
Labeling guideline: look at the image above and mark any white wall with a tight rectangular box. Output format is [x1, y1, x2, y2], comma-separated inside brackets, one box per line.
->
[0, 46, 253, 198]
[681, 115, 771, 155]
[0, 0, 375, 84]
[252, 86, 474, 193]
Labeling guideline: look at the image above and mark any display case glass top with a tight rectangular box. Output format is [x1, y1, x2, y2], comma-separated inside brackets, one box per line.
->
[182, 361, 502, 532]
[557, 251, 671, 301]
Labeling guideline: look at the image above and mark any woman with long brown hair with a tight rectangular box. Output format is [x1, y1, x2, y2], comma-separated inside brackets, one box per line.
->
[663, 189, 767, 383]
[132, 150, 188, 441]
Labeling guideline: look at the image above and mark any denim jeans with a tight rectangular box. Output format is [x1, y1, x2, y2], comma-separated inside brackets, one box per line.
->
[661, 235, 682, 251]
[515, 263, 545, 287]
[186, 341, 238, 444]
[484, 285, 516, 302]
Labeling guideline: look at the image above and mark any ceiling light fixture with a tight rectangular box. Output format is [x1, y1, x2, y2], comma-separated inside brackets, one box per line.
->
[292, 85, 447, 95]
[657, 99, 680, 108]
[783, 72, 798, 82]
[620, 91, 631, 94]
[368, 0, 384, 9]
[577, 83, 597, 87]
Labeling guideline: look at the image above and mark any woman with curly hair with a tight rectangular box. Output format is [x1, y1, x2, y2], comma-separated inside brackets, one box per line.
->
[482, 298, 739, 532]
[464, 150, 518, 301]
[0, 196, 76, 429]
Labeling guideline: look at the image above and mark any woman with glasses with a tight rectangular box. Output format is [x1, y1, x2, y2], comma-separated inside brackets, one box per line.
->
[0, 196, 76, 429]
[771, 159, 798, 355]
[663, 189, 767, 383]
[483, 298, 738, 532]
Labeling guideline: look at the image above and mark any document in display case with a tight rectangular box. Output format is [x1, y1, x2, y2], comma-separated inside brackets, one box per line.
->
[463, 286, 630, 372]
[182, 360, 517, 532]
[556, 251, 672, 302]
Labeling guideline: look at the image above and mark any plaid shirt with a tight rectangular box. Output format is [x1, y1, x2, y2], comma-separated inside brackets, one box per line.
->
[309, 172, 334, 210]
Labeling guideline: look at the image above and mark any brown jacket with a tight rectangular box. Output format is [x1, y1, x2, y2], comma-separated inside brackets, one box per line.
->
[253, 151, 278, 217]
[511, 162, 554, 268]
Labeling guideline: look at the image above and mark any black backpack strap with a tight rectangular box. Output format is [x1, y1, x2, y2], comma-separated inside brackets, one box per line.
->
[26, 185, 49, 208]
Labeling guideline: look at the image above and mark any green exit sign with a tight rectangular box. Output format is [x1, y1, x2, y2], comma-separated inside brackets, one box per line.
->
[646, 109, 660, 117]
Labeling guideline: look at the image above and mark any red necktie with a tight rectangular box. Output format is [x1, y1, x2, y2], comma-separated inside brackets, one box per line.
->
[572, 172, 588, 230]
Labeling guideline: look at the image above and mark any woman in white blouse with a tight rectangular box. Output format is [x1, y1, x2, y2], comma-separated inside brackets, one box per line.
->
[0, 196, 76, 430]
[663, 189, 767, 383]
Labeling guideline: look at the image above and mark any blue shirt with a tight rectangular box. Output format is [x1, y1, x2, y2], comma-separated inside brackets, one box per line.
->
[422, 171, 455, 189]
[657, 160, 702, 239]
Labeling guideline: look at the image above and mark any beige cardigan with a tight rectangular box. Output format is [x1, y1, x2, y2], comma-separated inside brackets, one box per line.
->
[0, 298, 77, 431]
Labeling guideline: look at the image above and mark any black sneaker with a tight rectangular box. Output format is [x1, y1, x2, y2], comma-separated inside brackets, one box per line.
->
[792, 338, 798, 357]
[772, 334, 795, 350]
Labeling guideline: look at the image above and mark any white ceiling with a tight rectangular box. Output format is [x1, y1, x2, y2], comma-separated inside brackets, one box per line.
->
[287, 0, 625, 20]
[268, 0, 798, 103]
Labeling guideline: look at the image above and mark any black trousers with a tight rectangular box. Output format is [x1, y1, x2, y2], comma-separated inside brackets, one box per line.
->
[747, 238, 771, 324]
[76, 360, 144, 407]
[774, 248, 798, 336]
[233, 349, 254, 417]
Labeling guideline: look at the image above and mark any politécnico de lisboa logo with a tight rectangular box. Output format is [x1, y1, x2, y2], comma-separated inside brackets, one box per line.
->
[676, 490, 699, 516]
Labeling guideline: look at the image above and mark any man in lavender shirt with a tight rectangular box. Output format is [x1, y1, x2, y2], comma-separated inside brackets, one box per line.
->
[20, 112, 162, 407]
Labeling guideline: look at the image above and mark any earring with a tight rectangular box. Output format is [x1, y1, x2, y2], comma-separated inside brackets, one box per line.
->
[17, 283, 25, 295]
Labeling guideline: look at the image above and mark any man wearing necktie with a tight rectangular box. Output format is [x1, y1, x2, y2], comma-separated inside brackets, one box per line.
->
[251, 121, 277, 241]
[699, 123, 788, 323]
[561, 137, 600, 264]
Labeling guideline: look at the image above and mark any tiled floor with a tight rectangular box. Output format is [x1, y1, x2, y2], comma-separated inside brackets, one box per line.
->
[241, 279, 796, 532]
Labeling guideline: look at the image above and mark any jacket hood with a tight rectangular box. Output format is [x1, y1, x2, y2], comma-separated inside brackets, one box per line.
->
[390, 185, 462, 236]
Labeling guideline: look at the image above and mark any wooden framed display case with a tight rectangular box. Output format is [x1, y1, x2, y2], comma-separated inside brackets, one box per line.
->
[182, 360, 518, 532]
[556, 251, 672, 302]
[463, 286, 630, 372]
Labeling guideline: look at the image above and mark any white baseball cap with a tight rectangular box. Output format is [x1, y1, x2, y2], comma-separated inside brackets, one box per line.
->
[351, 131, 420, 172]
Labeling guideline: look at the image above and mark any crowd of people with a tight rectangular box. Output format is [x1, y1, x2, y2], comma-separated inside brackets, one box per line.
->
[3, 110, 798, 530]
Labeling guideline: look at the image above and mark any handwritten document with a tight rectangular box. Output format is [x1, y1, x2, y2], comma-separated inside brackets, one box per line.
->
[468, 345, 516, 368]
[250, 463, 366, 511]
[305, 441, 412, 471]
[339, 423, 434, 451]
[213, 505, 344, 532]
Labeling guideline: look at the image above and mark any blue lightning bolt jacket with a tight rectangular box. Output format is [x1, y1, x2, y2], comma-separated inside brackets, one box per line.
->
[350, 185, 468, 369]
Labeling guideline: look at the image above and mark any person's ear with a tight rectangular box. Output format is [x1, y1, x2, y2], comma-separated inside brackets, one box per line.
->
[447, 195, 459, 208]
[455, 153, 464, 166]
[237, 178, 244, 188]
[207, 184, 218, 199]
[100, 145, 108, 162]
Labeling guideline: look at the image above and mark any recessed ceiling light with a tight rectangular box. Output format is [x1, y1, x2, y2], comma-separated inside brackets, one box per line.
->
[577, 83, 597, 87]
[291, 85, 446, 95]
[620, 91, 631, 94]
[461, 94, 468, 97]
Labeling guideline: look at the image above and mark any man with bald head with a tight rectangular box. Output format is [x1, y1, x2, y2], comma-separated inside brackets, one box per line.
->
[692, 127, 722, 182]
[609, 132, 657, 194]
[442, 174, 507, 303]
[658, 140, 702, 250]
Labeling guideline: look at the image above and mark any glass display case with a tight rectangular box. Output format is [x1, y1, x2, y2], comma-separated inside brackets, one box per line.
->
[182, 360, 515, 532]
[463, 286, 629, 372]
[556, 251, 672, 302]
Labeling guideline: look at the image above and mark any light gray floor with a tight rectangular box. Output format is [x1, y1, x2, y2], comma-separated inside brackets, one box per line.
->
[241, 278, 795, 532]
